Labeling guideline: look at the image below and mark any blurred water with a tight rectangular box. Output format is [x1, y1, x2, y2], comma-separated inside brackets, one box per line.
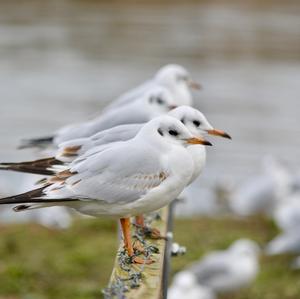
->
[0, 1, 299, 214]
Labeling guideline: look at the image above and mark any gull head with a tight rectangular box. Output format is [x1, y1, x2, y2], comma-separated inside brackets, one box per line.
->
[136, 115, 212, 148]
[169, 106, 232, 140]
[154, 64, 200, 106]
[230, 239, 261, 257]
[143, 86, 177, 118]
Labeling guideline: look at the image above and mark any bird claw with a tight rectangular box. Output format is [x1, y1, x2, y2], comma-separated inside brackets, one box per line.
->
[142, 226, 166, 240]
[131, 256, 154, 265]
[133, 240, 145, 254]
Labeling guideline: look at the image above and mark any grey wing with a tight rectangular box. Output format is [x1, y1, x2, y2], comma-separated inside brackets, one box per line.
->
[103, 80, 153, 112]
[72, 141, 124, 164]
[54, 122, 94, 145]
[56, 98, 148, 144]
[49, 143, 167, 204]
[56, 124, 142, 161]
[90, 123, 143, 146]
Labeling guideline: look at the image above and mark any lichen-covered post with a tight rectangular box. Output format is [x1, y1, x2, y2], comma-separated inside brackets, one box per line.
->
[104, 207, 171, 299]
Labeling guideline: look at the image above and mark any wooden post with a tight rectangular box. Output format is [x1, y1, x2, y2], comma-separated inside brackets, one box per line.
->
[104, 207, 171, 299]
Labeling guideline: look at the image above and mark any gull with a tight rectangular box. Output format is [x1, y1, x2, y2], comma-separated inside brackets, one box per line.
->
[223, 157, 292, 216]
[168, 271, 216, 299]
[19, 86, 177, 149]
[0, 116, 211, 263]
[104, 64, 200, 112]
[56, 105, 230, 170]
[169, 239, 260, 295]
[1, 106, 231, 181]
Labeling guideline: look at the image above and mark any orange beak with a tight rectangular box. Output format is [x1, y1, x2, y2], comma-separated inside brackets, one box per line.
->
[186, 137, 212, 146]
[188, 80, 202, 90]
[207, 129, 231, 139]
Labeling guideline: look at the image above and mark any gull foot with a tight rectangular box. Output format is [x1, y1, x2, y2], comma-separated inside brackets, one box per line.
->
[132, 256, 154, 265]
[133, 240, 145, 254]
[142, 227, 166, 240]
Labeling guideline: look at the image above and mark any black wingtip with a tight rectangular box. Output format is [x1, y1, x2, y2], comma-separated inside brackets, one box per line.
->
[13, 204, 31, 212]
[18, 136, 54, 150]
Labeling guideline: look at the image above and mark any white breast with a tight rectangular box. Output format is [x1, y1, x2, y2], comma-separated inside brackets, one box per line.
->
[187, 145, 206, 184]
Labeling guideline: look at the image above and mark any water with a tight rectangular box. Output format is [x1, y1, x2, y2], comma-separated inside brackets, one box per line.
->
[0, 1, 299, 214]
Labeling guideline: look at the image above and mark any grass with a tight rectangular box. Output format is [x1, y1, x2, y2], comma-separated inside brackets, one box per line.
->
[0, 216, 299, 299]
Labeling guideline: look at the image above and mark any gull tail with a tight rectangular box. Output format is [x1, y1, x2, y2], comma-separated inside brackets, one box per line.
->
[18, 136, 54, 150]
[0, 157, 63, 176]
[0, 186, 78, 211]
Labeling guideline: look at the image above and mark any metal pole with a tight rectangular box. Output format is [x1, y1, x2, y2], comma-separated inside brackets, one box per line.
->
[161, 201, 175, 299]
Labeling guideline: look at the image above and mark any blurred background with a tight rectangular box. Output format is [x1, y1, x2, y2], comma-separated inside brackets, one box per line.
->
[0, 1, 300, 298]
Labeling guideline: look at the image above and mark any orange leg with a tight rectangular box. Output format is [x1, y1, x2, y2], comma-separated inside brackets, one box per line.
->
[135, 215, 145, 227]
[120, 217, 134, 256]
[120, 217, 153, 264]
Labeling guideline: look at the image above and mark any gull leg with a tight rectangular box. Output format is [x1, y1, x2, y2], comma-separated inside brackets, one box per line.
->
[120, 218, 153, 264]
[135, 215, 166, 240]
[135, 215, 145, 227]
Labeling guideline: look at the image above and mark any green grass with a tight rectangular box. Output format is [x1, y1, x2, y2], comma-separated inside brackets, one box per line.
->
[0, 216, 300, 299]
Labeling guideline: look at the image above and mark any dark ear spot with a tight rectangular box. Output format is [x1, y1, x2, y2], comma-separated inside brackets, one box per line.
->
[193, 120, 201, 127]
[181, 118, 185, 124]
[168, 129, 178, 136]
[157, 128, 164, 136]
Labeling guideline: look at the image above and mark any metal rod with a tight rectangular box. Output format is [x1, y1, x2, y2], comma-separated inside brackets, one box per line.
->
[162, 201, 175, 299]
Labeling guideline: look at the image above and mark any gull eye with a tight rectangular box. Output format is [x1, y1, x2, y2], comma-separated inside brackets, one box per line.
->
[177, 74, 188, 82]
[157, 128, 164, 136]
[156, 97, 164, 105]
[176, 75, 183, 82]
[193, 120, 201, 127]
[168, 129, 178, 136]
[181, 118, 185, 124]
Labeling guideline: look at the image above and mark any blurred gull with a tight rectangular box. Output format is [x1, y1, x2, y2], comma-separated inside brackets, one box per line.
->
[2, 106, 230, 179]
[104, 64, 200, 112]
[20, 64, 201, 150]
[222, 157, 292, 216]
[0, 116, 211, 263]
[168, 271, 216, 299]
[20, 86, 177, 148]
[169, 239, 260, 296]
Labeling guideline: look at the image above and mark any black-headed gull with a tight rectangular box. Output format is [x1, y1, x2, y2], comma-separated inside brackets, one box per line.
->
[2, 106, 230, 179]
[20, 86, 177, 149]
[0, 116, 211, 263]
[104, 64, 200, 112]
